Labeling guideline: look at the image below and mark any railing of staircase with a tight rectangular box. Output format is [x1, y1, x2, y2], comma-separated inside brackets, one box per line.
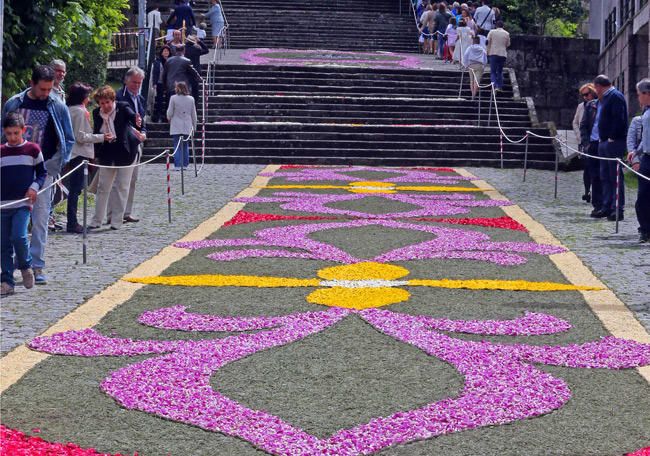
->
[109, 27, 152, 69]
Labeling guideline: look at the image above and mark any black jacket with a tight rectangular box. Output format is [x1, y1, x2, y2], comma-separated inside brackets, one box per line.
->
[579, 99, 598, 147]
[162, 55, 203, 93]
[92, 102, 142, 167]
[116, 86, 147, 134]
[185, 38, 209, 72]
[598, 87, 628, 142]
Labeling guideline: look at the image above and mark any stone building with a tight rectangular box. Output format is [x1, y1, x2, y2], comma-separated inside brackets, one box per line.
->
[589, 0, 650, 115]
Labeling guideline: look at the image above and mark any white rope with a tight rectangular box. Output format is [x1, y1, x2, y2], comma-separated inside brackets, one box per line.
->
[0, 161, 85, 209]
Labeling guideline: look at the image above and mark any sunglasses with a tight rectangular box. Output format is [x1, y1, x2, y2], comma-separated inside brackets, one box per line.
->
[581, 92, 591, 97]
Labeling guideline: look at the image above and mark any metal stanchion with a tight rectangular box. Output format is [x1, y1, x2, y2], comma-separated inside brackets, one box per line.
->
[166, 151, 172, 223]
[458, 68, 464, 99]
[180, 138, 185, 195]
[192, 135, 198, 177]
[82, 160, 89, 265]
[523, 135, 529, 182]
[500, 133, 504, 169]
[477, 87, 481, 126]
[554, 145, 559, 199]
[615, 161, 621, 234]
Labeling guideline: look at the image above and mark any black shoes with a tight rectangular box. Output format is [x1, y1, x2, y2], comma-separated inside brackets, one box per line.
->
[66, 223, 84, 234]
[590, 209, 610, 218]
[639, 232, 650, 243]
[606, 212, 624, 221]
[581, 193, 591, 203]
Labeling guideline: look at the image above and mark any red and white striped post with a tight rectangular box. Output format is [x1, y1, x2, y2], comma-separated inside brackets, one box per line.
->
[615, 161, 621, 233]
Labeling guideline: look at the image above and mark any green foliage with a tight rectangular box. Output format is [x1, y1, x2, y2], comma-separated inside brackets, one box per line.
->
[497, 0, 584, 36]
[3, 0, 129, 98]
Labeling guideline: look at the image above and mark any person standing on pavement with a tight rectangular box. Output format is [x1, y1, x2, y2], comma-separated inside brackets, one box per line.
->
[1, 113, 46, 296]
[167, 81, 197, 170]
[628, 79, 650, 243]
[88, 86, 144, 231]
[66, 83, 106, 234]
[108, 67, 147, 225]
[2, 65, 75, 286]
[592, 74, 628, 221]
[486, 20, 509, 92]
[573, 83, 597, 203]
[580, 84, 603, 217]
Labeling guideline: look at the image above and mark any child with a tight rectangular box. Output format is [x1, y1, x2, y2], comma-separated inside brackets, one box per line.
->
[444, 17, 458, 63]
[1, 112, 47, 296]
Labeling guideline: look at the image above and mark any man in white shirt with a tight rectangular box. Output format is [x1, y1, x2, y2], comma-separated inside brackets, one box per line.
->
[473, 0, 494, 36]
[147, 7, 163, 37]
[486, 20, 510, 91]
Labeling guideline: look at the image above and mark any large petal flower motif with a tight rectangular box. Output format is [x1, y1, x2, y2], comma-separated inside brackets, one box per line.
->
[28, 307, 650, 455]
[174, 220, 565, 266]
[236, 192, 510, 218]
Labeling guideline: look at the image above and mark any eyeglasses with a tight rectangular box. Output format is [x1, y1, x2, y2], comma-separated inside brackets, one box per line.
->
[581, 93, 590, 97]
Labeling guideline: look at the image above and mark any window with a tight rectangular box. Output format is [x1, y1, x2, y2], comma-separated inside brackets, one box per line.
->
[604, 8, 617, 44]
[620, 0, 635, 23]
[641, 0, 648, 9]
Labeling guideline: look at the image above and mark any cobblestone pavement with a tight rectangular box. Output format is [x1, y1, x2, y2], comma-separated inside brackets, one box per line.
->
[466, 167, 650, 333]
[3, 165, 648, 356]
[0, 164, 265, 355]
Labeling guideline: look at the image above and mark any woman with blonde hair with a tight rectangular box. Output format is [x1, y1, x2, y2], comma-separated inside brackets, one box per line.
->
[88, 86, 144, 230]
[573, 82, 598, 202]
[167, 81, 197, 170]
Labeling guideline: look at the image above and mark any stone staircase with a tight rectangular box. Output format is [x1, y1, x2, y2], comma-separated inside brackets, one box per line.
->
[153, 0, 418, 53]
[144, 64, 556, 168]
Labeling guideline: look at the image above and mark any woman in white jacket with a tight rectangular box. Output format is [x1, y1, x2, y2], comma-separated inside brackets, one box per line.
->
[167, 81, 197, 170]
[66, 83, 110, 233]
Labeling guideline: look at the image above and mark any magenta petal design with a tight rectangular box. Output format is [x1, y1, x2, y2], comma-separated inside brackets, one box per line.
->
[28, 308, 650, 455]
[260, 166, 473, 183]
[175, 220, 565, 266]
[236, 192, 510, 219]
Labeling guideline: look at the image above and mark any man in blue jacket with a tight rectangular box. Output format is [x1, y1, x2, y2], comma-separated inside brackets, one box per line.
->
[2, 65, 75, 285]
[593, 74, 628, 220]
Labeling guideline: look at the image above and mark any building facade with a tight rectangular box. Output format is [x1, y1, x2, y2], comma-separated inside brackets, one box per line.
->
[589, 0, 650, 115]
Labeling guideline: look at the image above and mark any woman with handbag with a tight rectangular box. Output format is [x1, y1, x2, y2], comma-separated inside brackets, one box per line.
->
[88, 86, 144, 230]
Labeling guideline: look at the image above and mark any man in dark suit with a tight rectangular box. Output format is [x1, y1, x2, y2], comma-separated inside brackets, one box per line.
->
[162, 45, 203, 109]
[593, 74, 628, 220]
[167, 0, 196, 33]
[110, 66, 147, 224]
[579, 86, 603, 217]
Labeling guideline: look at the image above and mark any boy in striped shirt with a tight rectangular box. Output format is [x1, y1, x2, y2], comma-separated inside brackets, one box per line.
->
[1, 112, 47, 296]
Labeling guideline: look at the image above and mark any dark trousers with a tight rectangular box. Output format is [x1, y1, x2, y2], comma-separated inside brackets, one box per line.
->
[489, 55, 506, 89]
[636, 154, 650, 235]
[153, 83, 166, 122]
[66, 156, 86, 228]
[582, 158, 591, 195]
[586, 142, 603, 211]
[598, 140, 625, 214]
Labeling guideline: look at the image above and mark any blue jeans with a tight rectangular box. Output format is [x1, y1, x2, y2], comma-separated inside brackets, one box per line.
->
[172, 134, 190, 168]
[30, 174, 53, 269]
[636, 154, 650, 235]
[489, 55, 506, 89]
[598, 140, 625, 214]
[438, 34, 446, 59]
[1, 207, 32, 287]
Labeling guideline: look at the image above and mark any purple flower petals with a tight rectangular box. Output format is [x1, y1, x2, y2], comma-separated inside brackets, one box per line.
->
[176, 220, 565, 266]
[260, 166, 473, 184]
[236, 192, 510, 219]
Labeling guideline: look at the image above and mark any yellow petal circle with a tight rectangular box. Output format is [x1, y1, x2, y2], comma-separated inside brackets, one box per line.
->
[348, 181, 397, 194]
[317, 262, 410, 281]
[306, 287, 411, 309]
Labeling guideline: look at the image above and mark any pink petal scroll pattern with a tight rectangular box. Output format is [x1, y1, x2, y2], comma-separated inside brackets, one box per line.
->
[419, 311, 572, 336]
[260, 166, 473, 184]
[175, 220, 565, 266]
[235, 192, 510, 219]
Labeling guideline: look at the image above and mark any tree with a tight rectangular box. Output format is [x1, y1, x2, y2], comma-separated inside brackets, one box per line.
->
[2, 0, 129, 98]
[498, 0, 584, 36]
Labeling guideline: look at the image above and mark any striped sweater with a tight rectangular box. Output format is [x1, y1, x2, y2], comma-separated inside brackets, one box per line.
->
[1, 141, 47, 210]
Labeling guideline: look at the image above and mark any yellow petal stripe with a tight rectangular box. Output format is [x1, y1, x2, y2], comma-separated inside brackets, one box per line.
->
[264, 184, 485, 193]
[306, 287, 411, 309]
[407, 279, 602, 292]
[125, 275, 321, 288]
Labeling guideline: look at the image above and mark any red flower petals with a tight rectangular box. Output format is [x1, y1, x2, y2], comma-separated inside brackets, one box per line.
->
[224, 210, 338, 226]
[628, 447, 650, 456]
[414, 216, 528, 232]
[0, 425, 135, 455]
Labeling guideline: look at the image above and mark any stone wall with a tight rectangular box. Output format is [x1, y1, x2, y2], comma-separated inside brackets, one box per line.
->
[507, 35, 600, 129]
